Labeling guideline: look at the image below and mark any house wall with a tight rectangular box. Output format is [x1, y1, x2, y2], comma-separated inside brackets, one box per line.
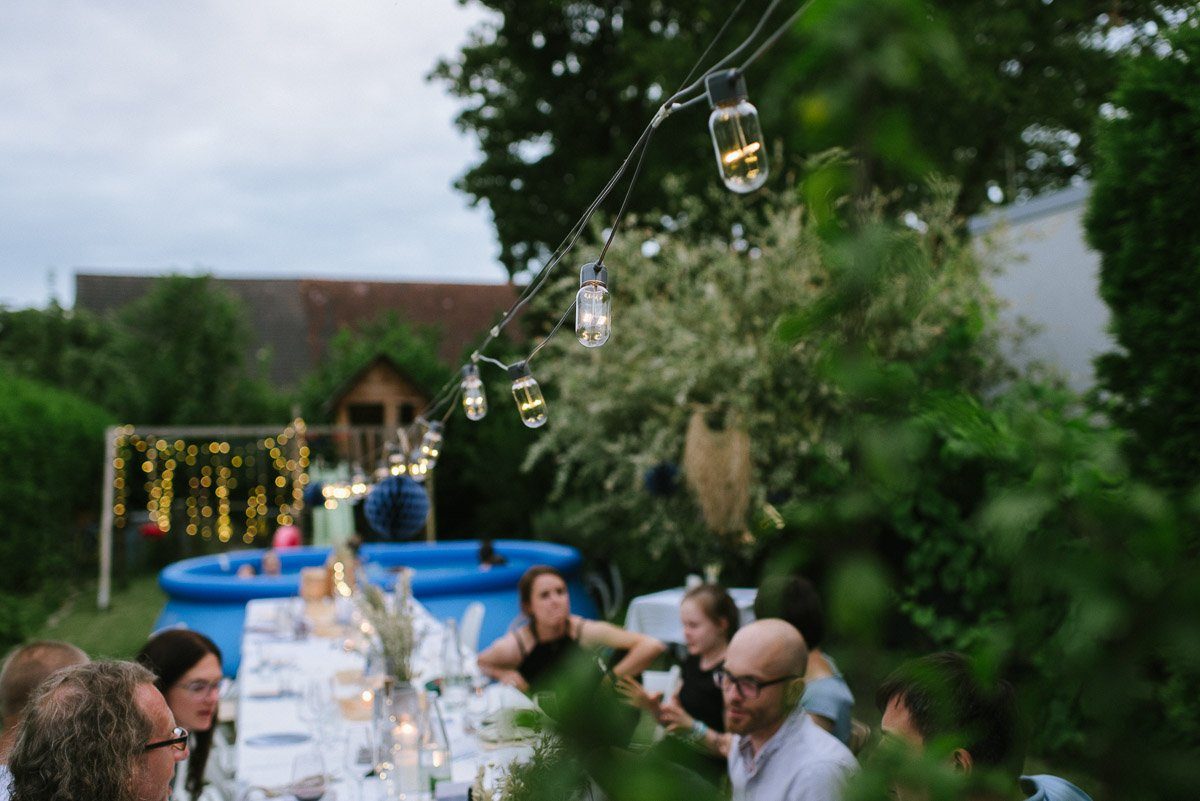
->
[976, 189, 1114, 391]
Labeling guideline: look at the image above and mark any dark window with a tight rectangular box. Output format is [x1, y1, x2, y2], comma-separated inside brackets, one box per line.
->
[348, 403, 385, 425]
[399, 402, 417, 425]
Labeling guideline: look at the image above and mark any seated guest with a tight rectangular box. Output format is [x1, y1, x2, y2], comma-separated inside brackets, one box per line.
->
[478, 538, 508, 569]
[723, 620, 858, 801]
[877, 652, 1093, 801]
[8, 660, 187, 801]
[0, 641, 90, 799]
[260, 549, 282, 577]
[136, 630, 227, 801]
[755, 574, 856, 746]
[619, 584, 739, 766]
[478, 565, 666, 693]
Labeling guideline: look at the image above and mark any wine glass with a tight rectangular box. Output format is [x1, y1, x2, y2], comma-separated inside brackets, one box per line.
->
[342, 727, 374, 801]
[290, 750, 327, 801]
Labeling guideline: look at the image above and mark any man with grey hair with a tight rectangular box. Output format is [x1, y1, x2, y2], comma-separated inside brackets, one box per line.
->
[0, 640, 90, 800]
[721, 619, 858, 801]
[7, 660, 187, 801]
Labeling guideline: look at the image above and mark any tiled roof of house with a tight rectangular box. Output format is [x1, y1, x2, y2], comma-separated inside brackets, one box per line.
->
[74, 273, 522, 388]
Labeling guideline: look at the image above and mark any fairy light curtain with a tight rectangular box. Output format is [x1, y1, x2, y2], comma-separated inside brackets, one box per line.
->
[110, 419, 310, 545]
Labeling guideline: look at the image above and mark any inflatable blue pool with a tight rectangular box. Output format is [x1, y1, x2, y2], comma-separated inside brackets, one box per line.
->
[154, 540, 598, 676]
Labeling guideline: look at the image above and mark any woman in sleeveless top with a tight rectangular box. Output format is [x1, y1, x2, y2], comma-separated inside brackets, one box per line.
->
[477, 565, 666, 693]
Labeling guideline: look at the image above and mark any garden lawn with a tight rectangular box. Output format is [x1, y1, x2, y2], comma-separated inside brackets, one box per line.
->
[36, 574, 165, 660]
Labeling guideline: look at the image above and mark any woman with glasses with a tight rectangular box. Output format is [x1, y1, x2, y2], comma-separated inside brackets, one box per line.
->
[136, 629, 228, 801]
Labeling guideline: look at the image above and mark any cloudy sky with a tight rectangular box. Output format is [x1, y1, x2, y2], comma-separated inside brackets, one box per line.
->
[0, 1, 502, 309]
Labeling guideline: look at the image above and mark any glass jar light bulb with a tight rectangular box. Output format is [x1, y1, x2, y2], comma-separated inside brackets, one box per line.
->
[409, 422, 442, 482]
[507, 361, 548, 429]
[460, 364, 488, 421]
[705, 70, 769, 194]
[575, 261, 611, 348]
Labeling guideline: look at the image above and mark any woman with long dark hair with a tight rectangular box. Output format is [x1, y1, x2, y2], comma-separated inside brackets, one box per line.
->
[477, 565, 665, 693]
[136, 629, 225, 801]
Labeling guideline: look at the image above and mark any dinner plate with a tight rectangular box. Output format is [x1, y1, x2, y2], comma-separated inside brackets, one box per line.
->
[243, 732, 313, 747]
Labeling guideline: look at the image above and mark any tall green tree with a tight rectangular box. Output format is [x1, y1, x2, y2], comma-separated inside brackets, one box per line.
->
[0, 303, 136, 412]
[1085, 21, 1200, 491]
[523, 179, 1005, 587]
[111, 275, 286, 424]
[433, 0, 1188, 280]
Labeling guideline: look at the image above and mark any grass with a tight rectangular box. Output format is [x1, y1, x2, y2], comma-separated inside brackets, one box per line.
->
[36, 573, 166, 660]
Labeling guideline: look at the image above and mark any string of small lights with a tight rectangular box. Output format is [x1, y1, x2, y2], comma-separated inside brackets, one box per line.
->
[111, 420, 311, 544]
[405, 0, 805, 471]
[109, 2, 808, 531]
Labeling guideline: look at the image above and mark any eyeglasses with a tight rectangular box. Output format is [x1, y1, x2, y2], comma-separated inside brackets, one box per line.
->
[712, 668, 801, 700]
[178, 678, 225, 698]
[144, 726, 189, 753]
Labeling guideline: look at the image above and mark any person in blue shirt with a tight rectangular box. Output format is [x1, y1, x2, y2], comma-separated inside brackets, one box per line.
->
[876, 652, 1093, 801]
[754, 575, 856, 747]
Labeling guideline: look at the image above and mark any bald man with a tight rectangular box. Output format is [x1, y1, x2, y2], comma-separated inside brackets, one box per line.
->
[722, 620, 857, 801]
[0, 641, 89, 800]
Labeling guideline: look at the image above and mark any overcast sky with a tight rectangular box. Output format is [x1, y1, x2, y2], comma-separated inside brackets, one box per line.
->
[0, 1, 503, 310]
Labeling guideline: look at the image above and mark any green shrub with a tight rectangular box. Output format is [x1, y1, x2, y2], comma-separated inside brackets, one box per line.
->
[0, 370, 113, 650]
[1085, 22, 1200, 491]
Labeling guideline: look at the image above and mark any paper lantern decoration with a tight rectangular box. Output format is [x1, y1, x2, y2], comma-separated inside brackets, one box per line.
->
[643, 461, 681, 498]
[363, 475, 430, 539]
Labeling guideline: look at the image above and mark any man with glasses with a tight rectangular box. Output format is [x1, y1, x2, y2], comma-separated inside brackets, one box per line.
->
[7, 660, 188, 801]
[720, 619, 857, 801]
[0, 640, 89, 800]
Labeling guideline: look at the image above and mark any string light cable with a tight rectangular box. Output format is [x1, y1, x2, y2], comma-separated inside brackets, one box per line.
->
[426, 0, 812, 434]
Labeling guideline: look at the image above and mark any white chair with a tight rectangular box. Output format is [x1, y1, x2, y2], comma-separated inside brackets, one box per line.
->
[459, 602, 485, 655]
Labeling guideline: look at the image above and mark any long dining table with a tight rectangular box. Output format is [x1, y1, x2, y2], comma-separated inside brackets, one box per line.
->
[233, 596, 534, 800]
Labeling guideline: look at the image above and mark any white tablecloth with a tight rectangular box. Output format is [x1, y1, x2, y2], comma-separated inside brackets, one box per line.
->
[623, 587, 757, 644]
[235, 597, 533, 798]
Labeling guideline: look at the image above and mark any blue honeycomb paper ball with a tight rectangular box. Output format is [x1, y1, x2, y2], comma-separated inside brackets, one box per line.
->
[364, 475, 430, 539]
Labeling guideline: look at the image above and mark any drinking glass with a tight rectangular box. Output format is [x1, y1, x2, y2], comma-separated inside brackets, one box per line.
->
[343, 727, 374, 801]
[290, 750, 327, 801]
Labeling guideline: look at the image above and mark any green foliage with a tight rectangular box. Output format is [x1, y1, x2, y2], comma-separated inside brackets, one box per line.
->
[1085, 21, 1200, 491]
[0, 370, 113, 651]
[524, 178, 1002, 590]
[0, 275, 289, 425]
[109, 274, 287, 424]
[433, 0, 1187, 279]
[0, 303, 137, 414]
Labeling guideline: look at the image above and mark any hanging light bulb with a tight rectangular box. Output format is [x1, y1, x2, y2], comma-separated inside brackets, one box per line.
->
[461, 364, 488, 421]
[416, 421, 443, 475]
[575, 261, 611, 348]
[508, 361, 548, 428]
[705, 69, 769, 194]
